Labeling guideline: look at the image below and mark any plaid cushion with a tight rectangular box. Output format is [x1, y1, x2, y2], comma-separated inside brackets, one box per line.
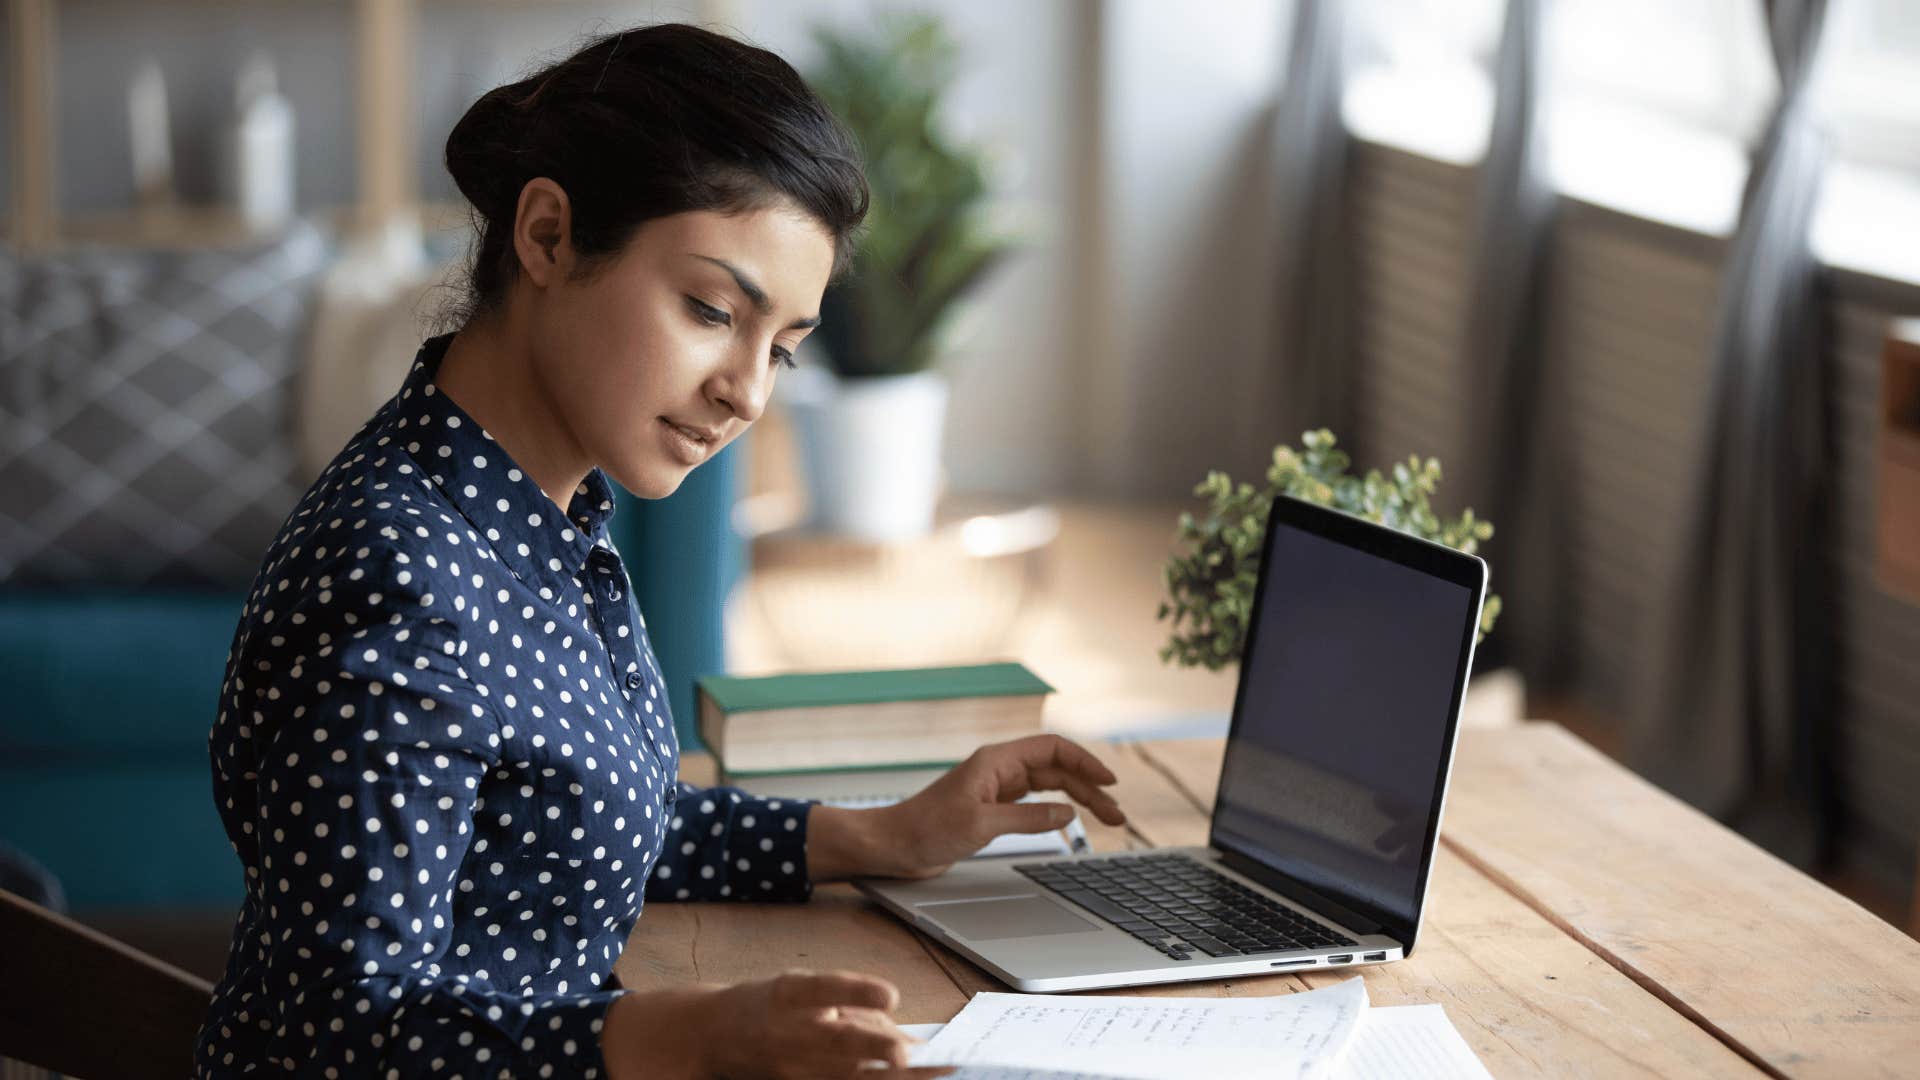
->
[0, 220, 334, 587]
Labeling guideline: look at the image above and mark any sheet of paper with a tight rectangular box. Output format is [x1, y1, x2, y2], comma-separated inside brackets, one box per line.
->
[907, 976, 1369, 1080]
[1329, 1004, 1493, 1080]
[902, 1024, 1118, 1079]
[899, 998, 1494, 1080]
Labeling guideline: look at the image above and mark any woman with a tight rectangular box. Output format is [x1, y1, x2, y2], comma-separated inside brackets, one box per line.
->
[193, 22, 1127, 1080]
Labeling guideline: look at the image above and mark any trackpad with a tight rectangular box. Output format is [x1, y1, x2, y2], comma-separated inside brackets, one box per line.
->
[919, 896, 1100, 941]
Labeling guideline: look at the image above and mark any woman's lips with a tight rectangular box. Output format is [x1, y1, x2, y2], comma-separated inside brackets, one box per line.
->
[659, 417, 714, 465]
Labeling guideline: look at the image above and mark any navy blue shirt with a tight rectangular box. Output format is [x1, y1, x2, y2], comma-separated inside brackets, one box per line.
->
[196, 332, 816, 1077]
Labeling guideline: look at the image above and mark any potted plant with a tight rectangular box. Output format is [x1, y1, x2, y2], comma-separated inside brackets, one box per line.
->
[1159, 430, 1504, 670]
[788, 12, 1017, 540]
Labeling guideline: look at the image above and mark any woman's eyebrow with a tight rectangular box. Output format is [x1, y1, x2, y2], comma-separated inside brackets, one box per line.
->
[690, 254, 822, 330]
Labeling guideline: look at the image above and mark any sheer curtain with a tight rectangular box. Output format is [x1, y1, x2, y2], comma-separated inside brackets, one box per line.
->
[1634, 0, 1838, 867]
[1270, 0, 1356, 445]
[1458, 0, 1566, 677]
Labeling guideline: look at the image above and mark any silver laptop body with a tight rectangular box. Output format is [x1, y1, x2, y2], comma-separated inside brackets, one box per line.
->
[857, 495, 1489, 992]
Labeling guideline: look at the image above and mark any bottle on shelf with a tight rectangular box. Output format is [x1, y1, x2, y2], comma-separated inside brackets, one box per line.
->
[230, 51, 295, 233]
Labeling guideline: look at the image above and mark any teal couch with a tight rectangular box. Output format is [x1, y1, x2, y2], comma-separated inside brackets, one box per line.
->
[0, 448, 741, 911]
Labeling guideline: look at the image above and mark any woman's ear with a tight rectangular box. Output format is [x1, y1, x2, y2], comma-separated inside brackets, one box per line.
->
[512, 177, 574, 289]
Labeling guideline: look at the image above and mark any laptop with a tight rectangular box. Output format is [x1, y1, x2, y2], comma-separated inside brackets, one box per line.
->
[855, 494, 1489, 992]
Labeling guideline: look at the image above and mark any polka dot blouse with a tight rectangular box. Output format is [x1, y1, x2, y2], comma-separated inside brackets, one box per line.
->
[195, 332, 816, 1077]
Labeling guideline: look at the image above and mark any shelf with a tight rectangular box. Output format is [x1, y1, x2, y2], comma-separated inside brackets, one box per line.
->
[4, 0, 422, 254]
[1878, 318, 1920, 604]
[0, 199, 481, 252]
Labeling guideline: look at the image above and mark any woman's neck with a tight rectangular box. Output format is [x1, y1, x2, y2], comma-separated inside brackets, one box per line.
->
[432, 312, 593, 518]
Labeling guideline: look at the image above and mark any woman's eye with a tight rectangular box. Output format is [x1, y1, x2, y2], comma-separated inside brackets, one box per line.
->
[686, 297, 730, 327]
[772, 347, 797, 371]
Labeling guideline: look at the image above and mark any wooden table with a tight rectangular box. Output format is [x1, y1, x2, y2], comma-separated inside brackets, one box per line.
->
[618, 724, 1920, 1078]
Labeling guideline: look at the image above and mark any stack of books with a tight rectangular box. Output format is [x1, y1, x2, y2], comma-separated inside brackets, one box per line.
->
[694, 661, 1054, 802]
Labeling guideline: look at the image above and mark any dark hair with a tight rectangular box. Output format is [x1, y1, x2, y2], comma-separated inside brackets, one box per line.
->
[440, 23, 869, 328]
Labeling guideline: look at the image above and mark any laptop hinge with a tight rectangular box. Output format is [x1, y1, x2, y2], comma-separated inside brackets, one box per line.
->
[1217, 848, 1384, 936]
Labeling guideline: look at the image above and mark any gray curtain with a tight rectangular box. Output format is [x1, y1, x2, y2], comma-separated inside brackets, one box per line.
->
[1634, 0, 1837, 868]
[1271, 0, 1355, 445]
[1459, 0, 1567, 679]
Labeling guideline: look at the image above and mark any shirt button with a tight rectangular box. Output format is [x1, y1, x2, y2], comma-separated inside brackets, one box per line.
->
[609, 588, 622, 601]
[626, 672, 642, 690]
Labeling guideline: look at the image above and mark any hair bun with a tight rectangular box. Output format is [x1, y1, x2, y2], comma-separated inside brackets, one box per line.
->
[444, 82, 533, 221]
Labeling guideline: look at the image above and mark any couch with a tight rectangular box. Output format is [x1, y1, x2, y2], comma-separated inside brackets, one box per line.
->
[0, 221, 741, 911]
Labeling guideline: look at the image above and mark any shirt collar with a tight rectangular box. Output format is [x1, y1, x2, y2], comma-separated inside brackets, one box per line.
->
[389, 332, 620, 591]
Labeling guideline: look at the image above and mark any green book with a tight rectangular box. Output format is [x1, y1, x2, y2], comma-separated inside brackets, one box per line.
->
[696, 661, 1054, 775]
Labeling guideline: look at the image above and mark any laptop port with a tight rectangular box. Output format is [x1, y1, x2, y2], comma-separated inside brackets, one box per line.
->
[1363, 951, 1387, 962]
[1326, 954, 1354, 964]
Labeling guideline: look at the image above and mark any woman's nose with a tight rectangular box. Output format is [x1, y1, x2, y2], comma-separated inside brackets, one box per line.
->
[710, 344, 773, 424]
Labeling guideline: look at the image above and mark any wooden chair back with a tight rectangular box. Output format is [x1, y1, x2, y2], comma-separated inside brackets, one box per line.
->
[0, 888, 213, 1079]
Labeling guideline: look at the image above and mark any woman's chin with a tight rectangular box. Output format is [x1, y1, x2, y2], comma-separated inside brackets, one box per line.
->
[610, 458, 691, 501]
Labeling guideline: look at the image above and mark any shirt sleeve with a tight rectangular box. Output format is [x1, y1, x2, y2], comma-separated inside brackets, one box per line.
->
[228, 551, 626, 1078]
[644, 781, 815, 903]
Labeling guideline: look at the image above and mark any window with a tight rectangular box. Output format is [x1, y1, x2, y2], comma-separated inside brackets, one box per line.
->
[1820, 0, 1920, 175]
[1813, 0, 1920, 282]
[1343, 0, 1503, 165]
[1544, 0, 1772, 234]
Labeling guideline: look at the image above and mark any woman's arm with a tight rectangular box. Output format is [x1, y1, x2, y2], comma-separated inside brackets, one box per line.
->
[600, 986, 713, 1080]
[802, 803, 890, 882]
[228, 552, 628, 1077]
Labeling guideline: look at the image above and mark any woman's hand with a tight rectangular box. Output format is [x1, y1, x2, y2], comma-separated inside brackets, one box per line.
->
[602, 970, 956, 1080]
[861, 734, 1129, 881]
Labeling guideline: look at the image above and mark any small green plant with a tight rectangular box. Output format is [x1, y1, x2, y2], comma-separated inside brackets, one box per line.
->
[806, 12, 1017, 377]
[1158, 430, 1502, 670]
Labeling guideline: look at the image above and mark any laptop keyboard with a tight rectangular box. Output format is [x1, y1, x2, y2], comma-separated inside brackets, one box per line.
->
[1013, 853, 1357, 962]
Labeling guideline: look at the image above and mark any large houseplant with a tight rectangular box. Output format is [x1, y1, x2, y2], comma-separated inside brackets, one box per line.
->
[787, 12, 1017, 539]
[1159, 430, 1503, 670]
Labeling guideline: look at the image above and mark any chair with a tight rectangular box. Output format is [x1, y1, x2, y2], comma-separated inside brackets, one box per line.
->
[0, 888, 213, 1078]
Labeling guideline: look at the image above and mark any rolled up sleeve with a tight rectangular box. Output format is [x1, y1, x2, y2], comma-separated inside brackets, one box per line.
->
[643, 781, 814, 903]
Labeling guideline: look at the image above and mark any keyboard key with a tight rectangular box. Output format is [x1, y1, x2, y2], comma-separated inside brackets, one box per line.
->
[1053, 888, 1137, 925]
[1182, 934, 1240, 957]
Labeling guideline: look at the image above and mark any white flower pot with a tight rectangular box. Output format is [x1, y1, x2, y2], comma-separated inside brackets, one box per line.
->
[781, 365, 948, 541]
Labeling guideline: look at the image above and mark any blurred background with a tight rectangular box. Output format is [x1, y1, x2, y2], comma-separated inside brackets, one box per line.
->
[2, 0, 1917, 981]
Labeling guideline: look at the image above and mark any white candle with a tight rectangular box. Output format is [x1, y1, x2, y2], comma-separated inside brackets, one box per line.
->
[234, 51, 296, 231]
[129, 60, 175, 208]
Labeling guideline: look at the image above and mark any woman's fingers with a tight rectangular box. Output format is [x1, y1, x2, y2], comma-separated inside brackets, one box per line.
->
[977, 735, 1127, 827]
[1044, 732, 1120, 785]
[777, 969, 900, 1013]
[980, 799, 1076, 837]
[820, 1014, 913, 1069]
[993, 733, 1120, 787]
[1025, 765, 1128, 826]
[818, 1003, 928, 1073]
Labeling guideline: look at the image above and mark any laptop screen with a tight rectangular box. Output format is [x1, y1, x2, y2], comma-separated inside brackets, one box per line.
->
[1208, 497, 1484, 947]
